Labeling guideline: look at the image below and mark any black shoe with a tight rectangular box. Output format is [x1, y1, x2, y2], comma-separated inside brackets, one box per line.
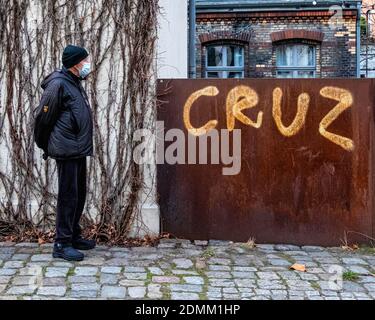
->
[72, 237, 96, 251]
[53, 243, 84, 261]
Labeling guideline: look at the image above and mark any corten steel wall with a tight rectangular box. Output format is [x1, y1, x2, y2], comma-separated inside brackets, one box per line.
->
[156, 79, 375, 246]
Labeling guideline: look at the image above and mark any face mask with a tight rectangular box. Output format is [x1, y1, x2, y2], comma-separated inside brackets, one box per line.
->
[79, 62, 91, 79]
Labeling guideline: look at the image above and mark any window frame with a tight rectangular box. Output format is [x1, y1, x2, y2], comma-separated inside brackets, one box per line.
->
[276, 43, 317, 78]
[205, 44, 245, 79]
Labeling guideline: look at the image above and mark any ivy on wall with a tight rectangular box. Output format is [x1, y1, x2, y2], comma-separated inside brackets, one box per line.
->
[0, 0, 159, 243]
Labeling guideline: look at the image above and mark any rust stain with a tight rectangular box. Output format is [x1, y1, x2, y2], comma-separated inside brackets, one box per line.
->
[157, 79, 375, 246]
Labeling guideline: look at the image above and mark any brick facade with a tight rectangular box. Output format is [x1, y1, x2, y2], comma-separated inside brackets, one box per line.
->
[195, 10, 358, 78]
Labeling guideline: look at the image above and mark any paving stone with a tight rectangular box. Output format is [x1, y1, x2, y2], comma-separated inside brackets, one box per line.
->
[12, 276, 36, 286]
[6, 286, 37, 295]
[232, 272, 256, 279]
[101, 267, 122, 274]
[119, 279, 146, 286]
[342, 258, 368, 265]
[208, 265, 231, 271]
[30, 254, 52, 262]
[268, 259, 291, 266]
[0, 242, 15, 247]
[148, 267, 164, 275]
[71, 283, 100, 291]
[157, 243, 177, 249]
[15, 243, 38, 248]
[206, 271, 232, 278]
[45, 267, 70, 278]
[258, 280, 286, 290]
[124, 266, 146, 273]
[170, 284, 203, 292]
[183, 276, 204, 285]
[256, 244, 275, 250]
[207, 292, 223, 299]
[172, 258, 193, 269]
[171, 270, 199, 275]
[37, 286, 66, 297]
[299, 273, 319, 281]
[41, 277, 66, 286]
[233, 266, 257, 272]
[208, 258, 231, 265]
[194, 240, 208, 246]
[0, 269, 17, 276]
[195, 259, 207, 270]
[223, 287, 238, 294]
[69, 276, 97, 283]
[285, 280, 314, 290]
[0, 276, 11, 284]
[3, 261, 24, 269]
[345, 265, 370, 275]
[234, 279, 256, 288]
[124, 272, 147, 280]
[101, 286, 126, 299]
[363, 283, 375, 291]
[301, 246, 324, 252]
[74, 267, 98, 276]
[152, 276, 180, 284]
[0, 241, 373, 300]
[100, 274, 119, 285]
[128, 286, 146, 298]
[257, 272, 280, 280]
[209, 240, 233, 246]
[275, 245, 301, 251]
[10, 254, 30, 261]
[147, 284, 163, 299]
[358, 276, 375, 283]
[79, 257, 105, 266]
[0, 255, 11, 263]
[171, 292, 199, 300]
[70, 290, 97, 298]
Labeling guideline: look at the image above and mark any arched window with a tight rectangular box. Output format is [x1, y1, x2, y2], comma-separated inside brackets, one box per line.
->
[205, 44, 244, 78]
[276, 43, 316, 78]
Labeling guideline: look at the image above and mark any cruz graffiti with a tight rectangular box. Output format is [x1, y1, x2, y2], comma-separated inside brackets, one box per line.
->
[183, 85, 354, 151]
[157, 79, 374, 246]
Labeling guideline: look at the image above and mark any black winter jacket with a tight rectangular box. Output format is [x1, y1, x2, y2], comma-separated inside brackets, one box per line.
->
[40, 66, 93, 160]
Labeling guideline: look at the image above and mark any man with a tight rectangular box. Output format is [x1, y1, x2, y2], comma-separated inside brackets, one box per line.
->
[39, 45, 96, 261]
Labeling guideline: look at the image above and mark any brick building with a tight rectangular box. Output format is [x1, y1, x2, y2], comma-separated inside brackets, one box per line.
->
[191, 0, 362, 78]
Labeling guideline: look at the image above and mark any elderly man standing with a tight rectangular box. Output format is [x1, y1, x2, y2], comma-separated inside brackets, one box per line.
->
[37, 45, 96, 261]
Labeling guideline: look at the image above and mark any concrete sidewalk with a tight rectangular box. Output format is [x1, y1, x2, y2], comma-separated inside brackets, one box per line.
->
[0, 239, 374, 300]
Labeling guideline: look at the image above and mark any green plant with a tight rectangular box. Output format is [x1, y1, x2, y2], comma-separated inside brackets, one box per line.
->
[343, 271, 360, 281]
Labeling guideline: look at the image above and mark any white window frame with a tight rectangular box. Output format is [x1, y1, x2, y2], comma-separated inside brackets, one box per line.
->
[205, 44, 245, 78]
[276, 44, 316, 78]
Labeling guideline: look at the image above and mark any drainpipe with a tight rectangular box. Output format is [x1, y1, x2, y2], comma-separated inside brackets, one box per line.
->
[189, 0, 196, 78]
[357, 1, 361, 78]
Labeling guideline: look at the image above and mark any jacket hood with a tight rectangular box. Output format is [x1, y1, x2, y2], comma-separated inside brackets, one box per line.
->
[41, 68, 78, 90]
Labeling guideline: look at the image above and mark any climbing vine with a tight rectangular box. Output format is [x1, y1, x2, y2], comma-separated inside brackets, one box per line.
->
[0, 0, 159, 243]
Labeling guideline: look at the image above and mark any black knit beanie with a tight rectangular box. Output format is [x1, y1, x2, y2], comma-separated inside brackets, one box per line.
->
[62, 45, 89, 69]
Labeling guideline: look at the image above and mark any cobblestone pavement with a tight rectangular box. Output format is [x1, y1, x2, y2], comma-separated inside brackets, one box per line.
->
[0, 239, 374, 300]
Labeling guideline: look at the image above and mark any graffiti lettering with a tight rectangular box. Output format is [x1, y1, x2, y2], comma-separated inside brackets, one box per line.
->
[272, 87, 310, 137]
[183, 85, 354, 151]
[183, 86, 218, 136]
[319, 87, 354, 151]
[226, 85, 263, 131]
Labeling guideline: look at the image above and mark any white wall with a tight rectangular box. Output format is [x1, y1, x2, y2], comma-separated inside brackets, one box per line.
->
[157, 0, 189, 79]
[0, 0, 189, 238]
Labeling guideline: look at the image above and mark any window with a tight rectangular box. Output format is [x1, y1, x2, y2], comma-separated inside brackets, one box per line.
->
[276, 44, 316, 78]
[205, 45, 244, 78]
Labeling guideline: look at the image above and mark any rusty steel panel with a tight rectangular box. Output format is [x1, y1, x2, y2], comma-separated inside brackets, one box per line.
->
[156, 79, 375, 246]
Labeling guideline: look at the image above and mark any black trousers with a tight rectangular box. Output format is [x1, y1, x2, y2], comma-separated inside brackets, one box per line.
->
[55, 157, 87, 244]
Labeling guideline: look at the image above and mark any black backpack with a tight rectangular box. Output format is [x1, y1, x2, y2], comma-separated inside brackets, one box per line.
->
[33, 81, 64, 160]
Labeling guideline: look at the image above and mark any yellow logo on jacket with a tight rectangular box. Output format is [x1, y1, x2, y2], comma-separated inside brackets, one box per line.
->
[43, 105, 48, 113]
